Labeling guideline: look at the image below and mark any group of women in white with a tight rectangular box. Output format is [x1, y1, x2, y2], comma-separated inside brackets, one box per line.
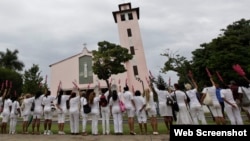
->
[0, 83, 161, 135]
[1, 75, 249, 135]
[151, 73, 249, 133]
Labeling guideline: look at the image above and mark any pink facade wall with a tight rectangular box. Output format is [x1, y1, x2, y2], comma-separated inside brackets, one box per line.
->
[50, 48, 129, 95]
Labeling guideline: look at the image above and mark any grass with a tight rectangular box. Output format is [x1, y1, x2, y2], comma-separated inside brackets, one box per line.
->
[2, 112, 250, 135]
[10, 118, 168, 135]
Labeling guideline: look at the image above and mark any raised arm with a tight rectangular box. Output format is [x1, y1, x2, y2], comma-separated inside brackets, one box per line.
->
[209, 77, 215, 86]
[190, 76, 198, 90]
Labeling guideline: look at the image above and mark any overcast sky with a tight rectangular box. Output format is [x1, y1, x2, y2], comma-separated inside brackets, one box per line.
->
[0, 0, 250, 85]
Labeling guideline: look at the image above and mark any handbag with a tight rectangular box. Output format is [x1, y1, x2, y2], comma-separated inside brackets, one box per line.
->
[172, 92, 179, 112]
[30, 101, 35, 111]
[166, 96, 173, 106]
[83, 104, 91, 114]
[172, 100, 179, 112]
[145, 103, 151, 111]
[119, 100, 126, 112]
[203, 92, 213, 106]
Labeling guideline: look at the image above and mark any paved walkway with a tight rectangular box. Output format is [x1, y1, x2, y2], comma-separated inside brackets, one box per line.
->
[1, 134, 169, 141]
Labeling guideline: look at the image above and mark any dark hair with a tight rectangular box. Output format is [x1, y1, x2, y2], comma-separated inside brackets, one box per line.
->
[88, 91, 95, 104]
[11, 95, 17, 102]
[158, 84, 166, 91]
[124, 85, 129, 91]
[112, 90, 118, 101]
[221, 83, 229, 89]
[35, 90, 43, 99]
[70, 92, 76, 98]
[174, 83, 180, 90]
[45, 90, 51, 97]
[57, 90, 64, 105]
[135, 90, 141, 96]
[101, 88, 108, 94]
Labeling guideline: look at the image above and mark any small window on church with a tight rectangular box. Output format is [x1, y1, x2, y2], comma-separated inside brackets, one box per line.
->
[128, 13, 133, 20]
[130, 46, 135, 55]
[133, 65, 139, 76]
[127, 28, 132, 37]
[121, 14, 125, 21]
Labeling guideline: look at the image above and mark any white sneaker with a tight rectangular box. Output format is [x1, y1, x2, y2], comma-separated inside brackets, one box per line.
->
[47, 130, 52, 135]
[44, 130, 47, 135]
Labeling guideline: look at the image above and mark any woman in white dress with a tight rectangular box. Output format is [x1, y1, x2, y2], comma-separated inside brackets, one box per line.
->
[80, 91, 90, 136]
[88, 91, 100, 135]
[21, 93, 34, 134]
[220, 83, 243, 125]
[133, 90, 147, 134]
[1, 88, 12, 134]
[152, 83, 173, 132]
[99, 88, 110, 135]
[55, 89, 70, 135]
[144, 87, 158, 135]
[123, 85, 136, 135]
[31, 90, 44, 134]
[68, 89, 80, 135]
[201, 77, 226, 125]
[9, 94, 21, 134]
[185, 77, 207, 125]
[42, 90, 55, 135]
[109, 89, 123, 135]
[172, 83, 193, 124]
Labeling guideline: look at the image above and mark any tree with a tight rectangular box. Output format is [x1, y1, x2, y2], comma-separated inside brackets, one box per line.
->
[160, 49, 192, 86]
[161, 18, 250, 88]
[22, 64, 44, 95]
[0, 68, 23, 97]
[0, 48, 24, 71]
[192, 18, 250, 86]
[92, 41, 133, 89]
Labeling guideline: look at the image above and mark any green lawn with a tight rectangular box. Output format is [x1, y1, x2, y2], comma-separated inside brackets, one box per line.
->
[2, 113, 250, 135]
[12, 119, 168, 135]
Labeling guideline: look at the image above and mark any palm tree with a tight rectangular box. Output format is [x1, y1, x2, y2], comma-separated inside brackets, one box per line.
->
[0, 49, 24, 71]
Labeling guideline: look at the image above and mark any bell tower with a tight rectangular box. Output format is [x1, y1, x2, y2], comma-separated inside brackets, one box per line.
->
[112, 3, 149, 92]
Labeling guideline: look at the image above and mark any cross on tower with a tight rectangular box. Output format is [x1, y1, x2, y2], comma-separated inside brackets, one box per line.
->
[83, 43, 87, 48]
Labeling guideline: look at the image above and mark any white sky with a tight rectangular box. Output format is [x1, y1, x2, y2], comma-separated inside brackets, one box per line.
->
[0, 0, 249, 86]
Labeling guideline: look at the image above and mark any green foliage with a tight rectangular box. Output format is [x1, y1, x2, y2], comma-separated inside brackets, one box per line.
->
[160, 49, 193, 86]
[155, 75, 167, 88]
[92, 41, 133, 88]
[0, 48, 24, 71]
[22, 64, 44, 95]
[161, 18, 250, 88]
[0, 68, 23, 96]
[192, 18, 250, 86]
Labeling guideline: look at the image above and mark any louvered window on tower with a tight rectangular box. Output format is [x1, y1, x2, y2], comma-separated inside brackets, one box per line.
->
[133, 65, 139, 76]
[121, 14, 125, 21]
[127, 28, 132, 37]
[128, 13, 133, 20]
[130, 46, 135, 55]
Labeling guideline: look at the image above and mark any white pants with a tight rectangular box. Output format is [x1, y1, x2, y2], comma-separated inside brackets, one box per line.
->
[112, 112, 123, 133]
[44, 111, 53, 120]
[81, 113, 89, 132]
[91, 113, 99, 135]
[190, 106, 207, 125]
[9, 116, 18, 133]
[101, 106, 110, 134]
[225, 106, 243, 125]
[69, 112, 79, 133]
[58, 113, 66, 123]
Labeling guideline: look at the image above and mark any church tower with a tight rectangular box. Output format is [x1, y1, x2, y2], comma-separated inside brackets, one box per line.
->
[112, 3, 149, 92]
